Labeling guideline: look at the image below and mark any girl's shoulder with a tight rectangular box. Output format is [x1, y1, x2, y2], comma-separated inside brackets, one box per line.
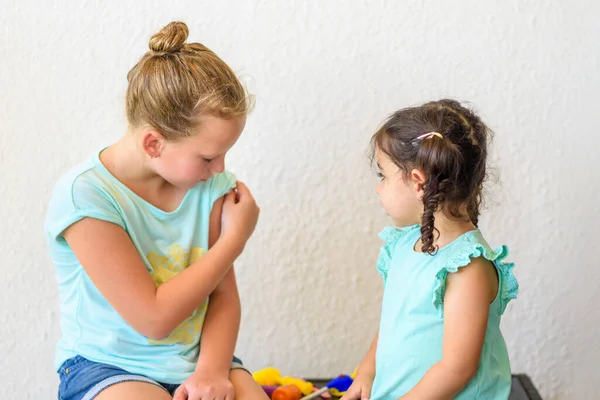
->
[433, 229, 519, 316]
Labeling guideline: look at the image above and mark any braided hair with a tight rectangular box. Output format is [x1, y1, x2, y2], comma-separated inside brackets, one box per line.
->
[371, 99, 491, 255]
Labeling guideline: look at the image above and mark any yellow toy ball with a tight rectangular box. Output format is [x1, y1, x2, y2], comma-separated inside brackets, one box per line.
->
[252, 367, 281, 386]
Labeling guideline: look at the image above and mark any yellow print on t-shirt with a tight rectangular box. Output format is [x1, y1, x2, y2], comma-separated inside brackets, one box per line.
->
[146, 245, 208, 345]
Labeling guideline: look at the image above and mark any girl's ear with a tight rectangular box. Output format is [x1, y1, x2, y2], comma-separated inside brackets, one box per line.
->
[410, 168, 427, 200]
[142, 129, 166, 159]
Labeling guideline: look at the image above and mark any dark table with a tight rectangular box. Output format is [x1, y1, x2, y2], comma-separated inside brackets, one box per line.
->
[308, 374, 542, 399]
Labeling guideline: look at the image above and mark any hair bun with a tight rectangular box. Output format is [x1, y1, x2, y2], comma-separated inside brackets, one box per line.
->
[149, 21, 189, 53]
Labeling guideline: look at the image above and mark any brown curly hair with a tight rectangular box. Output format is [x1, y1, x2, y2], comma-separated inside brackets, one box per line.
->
[372, 99, 492, 255]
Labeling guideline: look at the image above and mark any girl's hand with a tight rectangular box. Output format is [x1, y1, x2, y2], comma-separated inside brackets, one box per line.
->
[340, 374, 374, 400]
[173, 368, 234, 400]
[220, 181, 260, 249]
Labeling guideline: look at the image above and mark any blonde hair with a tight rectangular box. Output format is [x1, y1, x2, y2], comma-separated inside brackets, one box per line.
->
[126, 21, 253, 140]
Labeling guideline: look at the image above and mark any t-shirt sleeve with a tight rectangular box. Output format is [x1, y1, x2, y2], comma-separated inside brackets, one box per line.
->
[207, 170, 237, 206]
[45, 175, 126, 241]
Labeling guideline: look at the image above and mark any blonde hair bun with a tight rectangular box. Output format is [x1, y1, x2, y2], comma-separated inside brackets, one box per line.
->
[149, 21, 189, 53]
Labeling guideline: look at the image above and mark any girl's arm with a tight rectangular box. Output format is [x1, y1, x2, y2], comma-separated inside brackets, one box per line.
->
[399, 258, 498, 400]
[195, 196, 241, 375]
[63, 184, 258, 340]
[340, 331, 378, 400]
[357, 331, 379, 381]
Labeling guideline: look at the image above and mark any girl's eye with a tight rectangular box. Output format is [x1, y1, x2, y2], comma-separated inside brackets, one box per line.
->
[203, 158, 213, 163]
[377, 172, 385, 180]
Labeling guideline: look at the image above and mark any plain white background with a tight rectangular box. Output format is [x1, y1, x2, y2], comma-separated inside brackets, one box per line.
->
[1, 1, 598, 399]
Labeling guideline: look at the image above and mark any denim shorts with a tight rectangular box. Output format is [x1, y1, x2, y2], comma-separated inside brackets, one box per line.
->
[58, 355, 246, 400]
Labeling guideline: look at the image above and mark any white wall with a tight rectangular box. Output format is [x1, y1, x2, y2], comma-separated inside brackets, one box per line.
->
[1, 1, 598, 399]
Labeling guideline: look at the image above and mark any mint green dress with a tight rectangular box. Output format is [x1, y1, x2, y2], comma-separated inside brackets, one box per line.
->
[370, 225, 518, 399]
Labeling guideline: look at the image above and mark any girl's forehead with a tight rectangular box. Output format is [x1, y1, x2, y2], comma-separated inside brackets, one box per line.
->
[375, 147, 392, 166]
[179, 115, 245, 154]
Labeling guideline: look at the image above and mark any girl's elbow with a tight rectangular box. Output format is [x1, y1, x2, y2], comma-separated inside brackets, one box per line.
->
[441, 359, 479, 385]
[460, 365, 479, 383]
[143, 325, 171, 341]
[133, 313, 174, 340]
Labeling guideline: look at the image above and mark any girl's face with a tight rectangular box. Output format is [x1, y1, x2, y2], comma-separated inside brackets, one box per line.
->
[375, 147, 425, 228]
[144, 114, 246, 189]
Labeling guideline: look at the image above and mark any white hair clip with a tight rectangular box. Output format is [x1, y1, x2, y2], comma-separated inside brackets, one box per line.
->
[416, 132, 443, 140]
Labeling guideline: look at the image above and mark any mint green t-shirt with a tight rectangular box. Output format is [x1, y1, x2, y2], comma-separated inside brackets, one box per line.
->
[44, 150, 236, 384]
[371, 225, 518, 400]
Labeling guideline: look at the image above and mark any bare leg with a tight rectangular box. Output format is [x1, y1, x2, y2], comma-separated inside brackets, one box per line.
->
[95, 381, 172, 400]
[230, 369, 270, 400]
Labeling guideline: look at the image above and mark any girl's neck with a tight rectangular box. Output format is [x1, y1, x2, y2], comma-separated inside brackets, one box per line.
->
[414, 211, 477, 252]
[100, 133, 169, 192]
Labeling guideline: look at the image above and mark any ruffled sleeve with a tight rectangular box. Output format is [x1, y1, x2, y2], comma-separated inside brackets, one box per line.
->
[376, 225, 418, 285]
[432, 236, 518, 317]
